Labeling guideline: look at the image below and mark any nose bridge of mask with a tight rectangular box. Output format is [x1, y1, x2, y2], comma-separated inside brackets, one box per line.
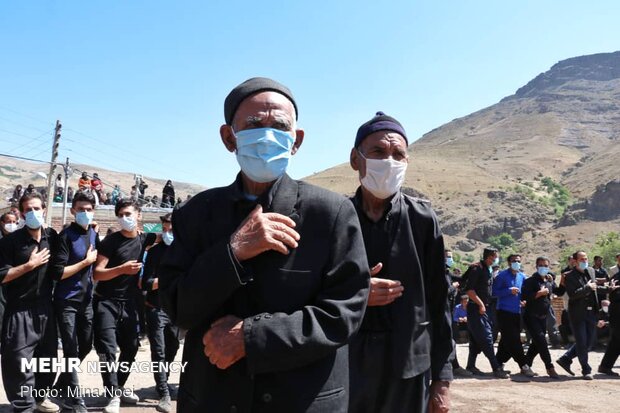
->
[236, 128, 294, 161]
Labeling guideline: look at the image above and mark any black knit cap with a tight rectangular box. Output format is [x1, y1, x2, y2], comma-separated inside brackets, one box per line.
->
[355, 111, 408, 148]
[224, 77, 298, 125]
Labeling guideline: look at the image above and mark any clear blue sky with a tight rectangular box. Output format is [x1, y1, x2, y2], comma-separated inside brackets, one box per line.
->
[1, 1, 619, 190]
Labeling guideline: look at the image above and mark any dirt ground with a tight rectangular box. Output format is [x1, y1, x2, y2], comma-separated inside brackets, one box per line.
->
[1, 341, 618, 412]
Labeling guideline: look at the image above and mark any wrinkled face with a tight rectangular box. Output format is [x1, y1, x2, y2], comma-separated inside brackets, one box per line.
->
[509, 255, 522, 264]
[350, 131, 408, 178]
[537, 259, 550, 269]
[220, 91, 304, 156]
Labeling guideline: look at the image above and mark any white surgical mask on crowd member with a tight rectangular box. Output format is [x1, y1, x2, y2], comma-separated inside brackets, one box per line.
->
[358, 150, 407, 199]
[118, 216, 137, 232]
[3, 222, 18, 233]
[162, 231, 174, 246]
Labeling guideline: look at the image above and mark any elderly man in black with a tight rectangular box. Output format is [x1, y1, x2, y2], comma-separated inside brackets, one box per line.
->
[347, 112, 453, 413]
[556, 250, 608, 380]
[159, 77, 370, 413]
[521, 256, 563, 378]
[0, 193, 60, 413]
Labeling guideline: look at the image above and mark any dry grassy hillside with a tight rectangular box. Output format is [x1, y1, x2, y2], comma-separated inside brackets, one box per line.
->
[306, 51, 620, 268]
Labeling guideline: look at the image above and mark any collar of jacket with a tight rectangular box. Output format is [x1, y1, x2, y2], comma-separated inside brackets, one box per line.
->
[228, 172, 299, 218]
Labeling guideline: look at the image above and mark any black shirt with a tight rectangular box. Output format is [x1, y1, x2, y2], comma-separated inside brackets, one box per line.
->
[465, 261, 493, 305]
[522, 272, 562, 317]
[352, 189, 401, 332]
[51, 222, 101, 302]
[0, 226, 58, 308]
[95, 231, 156, 300]
[142, 242, 168, 307]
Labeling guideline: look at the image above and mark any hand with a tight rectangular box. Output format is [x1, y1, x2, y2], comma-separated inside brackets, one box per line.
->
[84, 245, 98, 265]
[520, 300, 526, 307]
[230, 205, 300, 261]
[478, 303, 486, 315]
[452, 281, 460, 289]
[587, 280, 597, 291]
[28, 248, 50, 269]
[91, 221, 100, 233]
[429, 381, 450, 413]
[203, 315, 245, 369]
[367, 263, 404, 306]
[152, 278, 159, 290]
[510, 287, 520, 295]
[597, 319, 606, 329]
[122, 260, 142, 275]
[539, 286, 549, 296]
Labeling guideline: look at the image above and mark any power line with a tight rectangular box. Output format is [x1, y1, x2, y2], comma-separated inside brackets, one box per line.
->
[0, 152, 52, 164]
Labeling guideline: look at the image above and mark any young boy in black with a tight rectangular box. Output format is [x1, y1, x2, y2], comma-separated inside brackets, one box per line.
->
[93, 198, 157, 413]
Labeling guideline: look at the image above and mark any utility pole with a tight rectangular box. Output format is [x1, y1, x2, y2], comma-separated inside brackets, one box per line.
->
[45, 120, 61, 227]
[61, 157, 72, 226]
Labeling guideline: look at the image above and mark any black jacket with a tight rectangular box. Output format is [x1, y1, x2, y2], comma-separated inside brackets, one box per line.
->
[522, 272, 564, 318]
[351, 192, 453, 381]
[565, 268, 608, 322]
[159, 174, 370, 413]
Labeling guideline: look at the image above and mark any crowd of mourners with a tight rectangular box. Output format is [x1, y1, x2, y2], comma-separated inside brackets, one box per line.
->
[446, 249, 620, 381]
[1, 76, 619, 413]
[7, 173, 186, 208]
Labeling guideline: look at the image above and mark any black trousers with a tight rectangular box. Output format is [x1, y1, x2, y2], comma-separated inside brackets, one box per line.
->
[600, 302, 620, 369]
[348, 331, 430, 413]
[93, 296, 139, 392]
[524, 313, 553, 369]
[1, 301, 57, 412]
[53, 297, 94, 401]
[496, 309, 528, 367]
[145, 306, 180, 396]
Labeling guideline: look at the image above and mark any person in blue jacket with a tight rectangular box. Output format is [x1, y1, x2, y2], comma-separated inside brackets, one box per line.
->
[492, 254, 535, 377]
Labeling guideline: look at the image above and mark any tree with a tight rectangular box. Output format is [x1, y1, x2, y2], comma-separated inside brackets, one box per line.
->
[487, 233, 515, 251]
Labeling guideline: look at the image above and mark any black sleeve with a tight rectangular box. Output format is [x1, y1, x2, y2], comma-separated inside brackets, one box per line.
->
[421, 205, 454, 382]
[159, 210, 251, 330]
[521, 277, 537, 303]
[464, 266, 479, 292]
[98, 235, 115, 260]
[0, 237, 12, 282]
[48, 231, 70, 281]
[565, 272, 592, 300]
[142, 246, 158, 292]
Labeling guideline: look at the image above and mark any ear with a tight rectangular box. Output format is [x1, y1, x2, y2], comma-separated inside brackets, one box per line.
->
[350, 147, 365, 177]
[70, 207, 77, 217]
[291, 129, 305, 155]
[220, 124, 237, 153]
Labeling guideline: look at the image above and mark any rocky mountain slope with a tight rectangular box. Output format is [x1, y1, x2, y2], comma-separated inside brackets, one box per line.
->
[305, 51, 620, 267]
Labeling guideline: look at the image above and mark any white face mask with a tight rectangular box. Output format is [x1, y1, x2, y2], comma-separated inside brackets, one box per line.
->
[359, 151, 407, 199]
[602, 306, 609, 313]
[3, 223, 18, 233]
[118, 216, 137, 232]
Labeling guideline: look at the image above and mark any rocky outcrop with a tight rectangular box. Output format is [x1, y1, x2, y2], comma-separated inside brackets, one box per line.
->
[586, 180, 620, 221]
